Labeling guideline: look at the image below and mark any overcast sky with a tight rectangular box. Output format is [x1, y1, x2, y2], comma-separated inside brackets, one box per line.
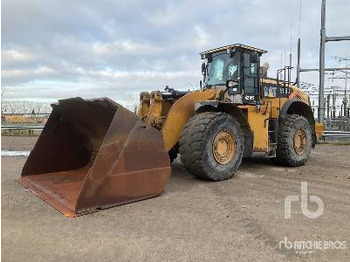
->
[2, 0, 350, 107]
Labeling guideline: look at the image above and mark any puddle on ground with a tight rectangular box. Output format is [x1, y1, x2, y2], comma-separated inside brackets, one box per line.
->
[1, 150, 31, 157]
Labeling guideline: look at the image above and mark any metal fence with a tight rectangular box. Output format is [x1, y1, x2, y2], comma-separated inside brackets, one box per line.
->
[1, 125, 44, 136]
[324, 118, 350, 131]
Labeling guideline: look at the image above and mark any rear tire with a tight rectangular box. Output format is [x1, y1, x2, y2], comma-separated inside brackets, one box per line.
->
[179, 112, 244, 181]
[273, 114, 312, 167]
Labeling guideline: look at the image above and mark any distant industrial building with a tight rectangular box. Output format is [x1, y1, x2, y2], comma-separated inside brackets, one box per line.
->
[300, 82, 349, 119]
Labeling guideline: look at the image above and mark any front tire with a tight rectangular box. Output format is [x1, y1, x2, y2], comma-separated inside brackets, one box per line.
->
[274, 114, 312, 166]
[179, 112, 244, 181]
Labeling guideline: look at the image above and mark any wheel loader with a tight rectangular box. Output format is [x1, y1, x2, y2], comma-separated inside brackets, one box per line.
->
[17, 43, 323, 217]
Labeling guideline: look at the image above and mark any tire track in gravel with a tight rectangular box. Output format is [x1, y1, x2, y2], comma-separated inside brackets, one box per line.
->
[205, 182, 300, 261]
[232, 172, 350, 218]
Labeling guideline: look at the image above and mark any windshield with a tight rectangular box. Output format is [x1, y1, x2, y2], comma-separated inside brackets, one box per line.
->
[204, 52, 240, 87]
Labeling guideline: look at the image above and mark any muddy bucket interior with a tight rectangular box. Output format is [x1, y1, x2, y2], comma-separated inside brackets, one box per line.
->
[17, 98, 171, 217]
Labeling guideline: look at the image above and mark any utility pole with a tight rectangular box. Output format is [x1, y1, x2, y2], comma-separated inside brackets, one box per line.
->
[296, 38, 301, 87]
[318, 0, 350, 121]
[332, 89, 336, 118]
[326, 94, 330, 118]
[319, 0, 326, 122]
[344, 67, 348, 116]
[297, 0, 350, 122]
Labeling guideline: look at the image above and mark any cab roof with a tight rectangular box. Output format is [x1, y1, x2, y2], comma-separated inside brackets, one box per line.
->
[200, 43, 267, 59]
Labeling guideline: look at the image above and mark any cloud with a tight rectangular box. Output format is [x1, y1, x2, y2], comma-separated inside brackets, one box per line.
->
[2, 0, 350, 108]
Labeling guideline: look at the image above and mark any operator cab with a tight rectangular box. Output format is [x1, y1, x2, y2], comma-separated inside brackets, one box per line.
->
[200, 43, 267, 105]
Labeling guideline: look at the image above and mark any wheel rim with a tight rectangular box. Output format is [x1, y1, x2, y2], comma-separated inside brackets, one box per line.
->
[212, 130, 236, 164]
[293, 128, 307, 155]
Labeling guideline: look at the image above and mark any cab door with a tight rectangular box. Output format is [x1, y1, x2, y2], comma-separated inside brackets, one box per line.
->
[242, 52, 259, 104]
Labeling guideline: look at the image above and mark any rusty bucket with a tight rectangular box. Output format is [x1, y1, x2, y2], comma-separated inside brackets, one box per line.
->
[17, 97, 171, 217]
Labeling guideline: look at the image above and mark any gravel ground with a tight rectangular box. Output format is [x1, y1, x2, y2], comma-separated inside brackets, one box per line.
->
[1, 136, 350, 261]
[1, 136, 38, 151]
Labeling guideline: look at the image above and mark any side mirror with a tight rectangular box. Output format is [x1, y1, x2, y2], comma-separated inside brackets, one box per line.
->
[201, 62, 206, 75]
[250, 53, 259, 63]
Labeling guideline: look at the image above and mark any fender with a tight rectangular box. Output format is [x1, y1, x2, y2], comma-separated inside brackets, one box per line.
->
[161, 89, 217, 151]
[195, 101, 249, 129]
[279, 98, 316, 147]
[279, 99, 315, 130]
[195, 101, 254, 158]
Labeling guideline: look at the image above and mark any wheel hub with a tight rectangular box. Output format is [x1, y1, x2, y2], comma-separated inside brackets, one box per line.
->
[293, 128, 307, 155]
[212, 130, 236, 164]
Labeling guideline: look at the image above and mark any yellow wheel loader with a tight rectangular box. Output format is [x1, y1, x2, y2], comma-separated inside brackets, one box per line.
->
[17, 43, 323, 217]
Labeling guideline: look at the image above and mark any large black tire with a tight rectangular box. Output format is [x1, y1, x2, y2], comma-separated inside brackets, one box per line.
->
[274, 114, 312, 167]
[179, 112, 244, 181]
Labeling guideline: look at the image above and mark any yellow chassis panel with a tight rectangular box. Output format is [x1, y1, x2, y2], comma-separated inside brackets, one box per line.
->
[139, 82, 312, 154]
[161, 89, 218, 151]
